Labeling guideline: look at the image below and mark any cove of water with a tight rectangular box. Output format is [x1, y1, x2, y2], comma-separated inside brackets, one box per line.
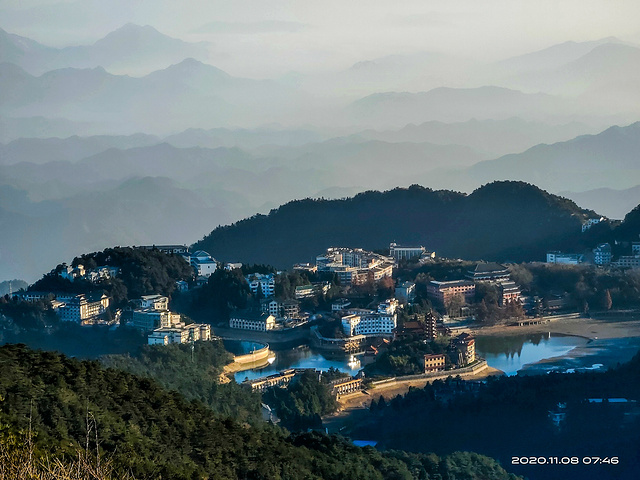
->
[475, 332, 589, 376]
[233, 347, 363, 383]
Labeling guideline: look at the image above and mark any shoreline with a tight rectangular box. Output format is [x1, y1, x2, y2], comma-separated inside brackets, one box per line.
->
[470, 313, 640, 374]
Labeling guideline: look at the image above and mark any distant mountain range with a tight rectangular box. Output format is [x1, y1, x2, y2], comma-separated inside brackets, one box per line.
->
[192, 181, 601, 268]
[348, 118, 597, 158]
[0, 58, 303, 133]
[428, 122, 640, 194]
[0, 23, 210, 75]
[348, 86, 570, 127]
[561, 186, 640, 220]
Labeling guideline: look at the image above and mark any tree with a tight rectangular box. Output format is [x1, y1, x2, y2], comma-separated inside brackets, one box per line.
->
[603, 289, 613, 310]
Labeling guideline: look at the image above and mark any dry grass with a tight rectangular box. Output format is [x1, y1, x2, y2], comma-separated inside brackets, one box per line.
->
[0, 440, 136, 480]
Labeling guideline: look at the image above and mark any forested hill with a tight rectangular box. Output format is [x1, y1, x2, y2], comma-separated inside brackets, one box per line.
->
[193, 181, 597, 267]
[0, 344, 521, 480]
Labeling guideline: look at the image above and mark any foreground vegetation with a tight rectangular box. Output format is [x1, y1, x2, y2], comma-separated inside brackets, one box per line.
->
[353, 351, 640, 480]
[0, 344, 520, 480]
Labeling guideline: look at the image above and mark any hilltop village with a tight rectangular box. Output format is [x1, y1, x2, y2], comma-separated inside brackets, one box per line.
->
[6, 215, 640, 398]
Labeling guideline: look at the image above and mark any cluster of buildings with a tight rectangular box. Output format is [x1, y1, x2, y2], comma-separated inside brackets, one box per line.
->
[426, 262, 522, 311]
[16, 290, 111, 324]
[229, 296, 307, 332]
[131, 294, 211, 345]
[548, 241, 640, 268]
[421, 333, 477, 373]
[316, 247, 394, 286]
[340, 299, 399, 337]
[59, 264, 120, 284]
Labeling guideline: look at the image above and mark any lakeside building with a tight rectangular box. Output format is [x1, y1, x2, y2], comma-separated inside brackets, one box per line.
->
[224, 263, 243, 271]
[546, 252, 584, 265]
[55, 292, 110, 323]
[499, 281, 522, 307]
[175, 280, 189, 292]
[424, 354, 447, 372]
[593, 243, 612, 265]
[341, 301, 398, 337]
[633, 242, 640, 255]
[451, 333, 476, 366]
[395, 281, 416, 304]
[229, 310, 276, 331]
[466, 262, 510, 282]
[246, 273, 276, 298]
[330, 377, 363, 397]
[148, 323, 211, 345]
[316, 247, 394, 286]
[427, 280, 475, 305]
[244, 369, 297, 392]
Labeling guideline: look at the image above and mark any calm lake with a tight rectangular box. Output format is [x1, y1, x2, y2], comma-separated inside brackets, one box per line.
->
[231, 345, 363, 382]
[475, 332, 589, 375]
[229, 332, 590, 381]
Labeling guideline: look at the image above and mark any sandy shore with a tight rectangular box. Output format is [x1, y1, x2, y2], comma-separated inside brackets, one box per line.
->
[468, 313, 640, 340]
[470, 313, 640, 374]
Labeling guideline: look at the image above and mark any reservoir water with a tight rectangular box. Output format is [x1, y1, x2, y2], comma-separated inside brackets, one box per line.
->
[474, 332, 588, 375]
[232, 346, 363, 383]
[229, 332, 590, 382]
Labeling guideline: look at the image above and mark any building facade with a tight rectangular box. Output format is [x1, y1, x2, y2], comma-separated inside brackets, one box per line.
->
[424, 354, 447, 372]
[427, 280, 475, 305]
[229, 311, 276, 331]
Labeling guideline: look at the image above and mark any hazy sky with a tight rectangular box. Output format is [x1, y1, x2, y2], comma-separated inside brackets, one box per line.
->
[2, 0, 640, 76]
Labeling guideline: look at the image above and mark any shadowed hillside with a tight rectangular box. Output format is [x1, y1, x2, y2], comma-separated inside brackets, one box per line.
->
[193, 181, 596, 267]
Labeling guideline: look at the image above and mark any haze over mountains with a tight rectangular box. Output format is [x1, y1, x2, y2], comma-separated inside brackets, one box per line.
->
[1, 18, 639, 282]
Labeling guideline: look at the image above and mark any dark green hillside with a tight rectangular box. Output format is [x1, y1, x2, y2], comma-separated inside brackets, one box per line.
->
[30, 246, 193, 307]
[194, 181, 594, 267]
[0, 344, 520, 479]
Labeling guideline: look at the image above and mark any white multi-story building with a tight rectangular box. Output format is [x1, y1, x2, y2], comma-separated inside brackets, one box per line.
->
[132, 308, 180, 331]
[55, 292, 110, 323]
[389, 243, 426, 261]
[395, 281, 416, 304]
[546, 252, 584, 265]
[229, 311, 276, 331]
[316, 247, 394, 286]
[139, 294, 169, 311]
[593, 243, 612, 266]
[246, 273, 276, 297]
[341, 310, 397, 337]
[148, 323, 211, 345]
[181, 250, 217, 278]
